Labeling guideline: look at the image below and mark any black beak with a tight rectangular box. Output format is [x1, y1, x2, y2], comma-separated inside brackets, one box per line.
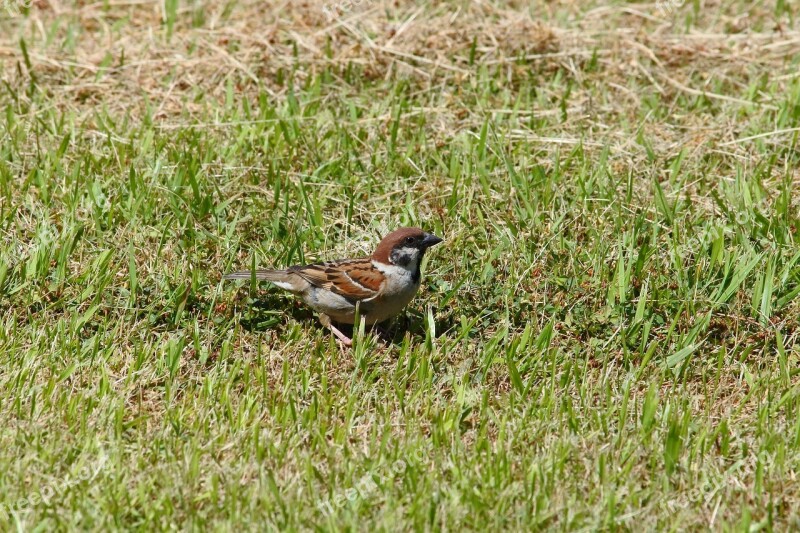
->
[422, 233, 443, 248]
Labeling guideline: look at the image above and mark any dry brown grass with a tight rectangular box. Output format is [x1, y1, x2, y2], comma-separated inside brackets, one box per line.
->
[2, 1, 798, 142]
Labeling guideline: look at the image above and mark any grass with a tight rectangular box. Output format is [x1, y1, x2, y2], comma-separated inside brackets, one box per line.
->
[1, 0, 800, 529]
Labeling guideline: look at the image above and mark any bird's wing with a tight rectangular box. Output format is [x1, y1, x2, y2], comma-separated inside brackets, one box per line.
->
[289, 258, 385, 301]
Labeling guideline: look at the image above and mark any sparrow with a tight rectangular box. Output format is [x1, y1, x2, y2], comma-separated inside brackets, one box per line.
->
[224, 227, 443, 346]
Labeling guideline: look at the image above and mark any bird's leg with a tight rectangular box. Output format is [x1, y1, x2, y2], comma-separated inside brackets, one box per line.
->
[319, 314, 352, 347]
[329, 323, 353, 347]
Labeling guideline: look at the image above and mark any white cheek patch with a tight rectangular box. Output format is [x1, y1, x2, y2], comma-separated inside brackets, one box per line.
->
[373, 261, 418, 289]
[392, 247, 420, 267]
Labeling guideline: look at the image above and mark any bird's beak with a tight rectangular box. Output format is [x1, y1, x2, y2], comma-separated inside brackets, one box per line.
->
[422, 233, 443, 248]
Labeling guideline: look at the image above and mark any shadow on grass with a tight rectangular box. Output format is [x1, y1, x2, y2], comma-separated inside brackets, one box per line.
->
[363, 308, 455, 345]
[235, 289, 452, 346]
[236, 292, 313, 333]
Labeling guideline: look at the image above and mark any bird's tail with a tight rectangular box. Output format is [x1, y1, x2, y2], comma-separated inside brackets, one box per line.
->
[223, 269, 289, 281]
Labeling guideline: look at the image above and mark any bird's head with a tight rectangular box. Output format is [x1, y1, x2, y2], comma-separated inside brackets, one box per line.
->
[372, 227, 443, 270]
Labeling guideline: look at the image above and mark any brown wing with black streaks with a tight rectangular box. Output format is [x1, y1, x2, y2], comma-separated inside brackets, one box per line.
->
[288, 258, 386, 301]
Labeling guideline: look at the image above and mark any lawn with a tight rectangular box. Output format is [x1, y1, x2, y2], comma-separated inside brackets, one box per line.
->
[1, 0, 800, 530]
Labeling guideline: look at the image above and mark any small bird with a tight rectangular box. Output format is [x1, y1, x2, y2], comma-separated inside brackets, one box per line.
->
[224, 227, 443, 346]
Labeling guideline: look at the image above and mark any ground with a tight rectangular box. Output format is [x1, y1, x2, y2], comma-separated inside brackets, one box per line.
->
[1, 0, 800, 530]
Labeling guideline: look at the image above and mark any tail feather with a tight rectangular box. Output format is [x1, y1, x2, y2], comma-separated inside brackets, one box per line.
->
[223, 269, 288, 281]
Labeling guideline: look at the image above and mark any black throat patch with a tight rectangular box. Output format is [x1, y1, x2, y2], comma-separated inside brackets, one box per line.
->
[411, 263, 421, 284]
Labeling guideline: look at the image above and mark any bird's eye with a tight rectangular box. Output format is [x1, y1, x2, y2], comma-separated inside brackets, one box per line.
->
[405, 236, 416, 244]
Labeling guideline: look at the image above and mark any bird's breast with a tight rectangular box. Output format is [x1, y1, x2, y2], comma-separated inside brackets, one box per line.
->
[364, 261, 421, 323]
